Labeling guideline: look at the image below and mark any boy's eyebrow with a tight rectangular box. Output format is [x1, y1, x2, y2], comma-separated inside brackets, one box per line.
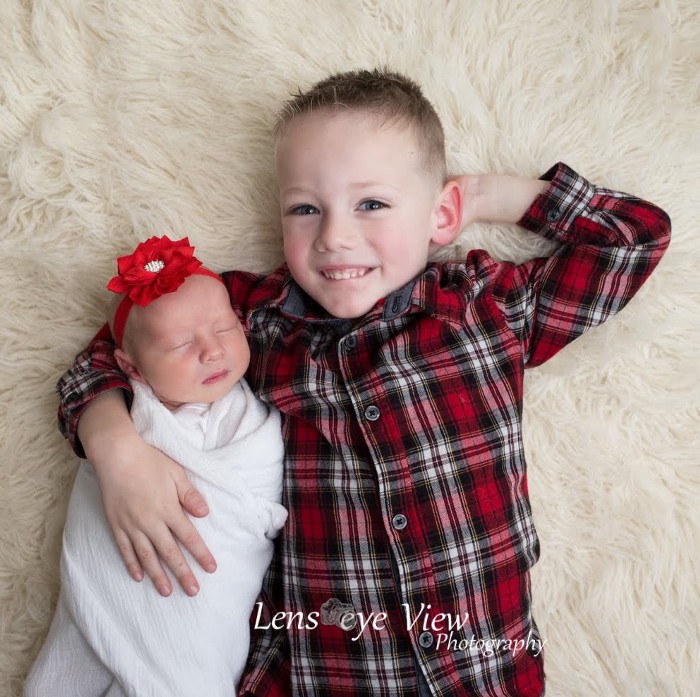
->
[279, 186, 314, 197]
[350, 181, 400, 192]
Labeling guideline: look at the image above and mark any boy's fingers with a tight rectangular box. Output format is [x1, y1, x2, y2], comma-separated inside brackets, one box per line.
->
[113, 528, 144, 582]
[176, 478, 209, 518]
[157, 534, 201, 597]
[138, 517, 207, 597]
[130, 530, 174, 597]
[170, 516, 217, 576]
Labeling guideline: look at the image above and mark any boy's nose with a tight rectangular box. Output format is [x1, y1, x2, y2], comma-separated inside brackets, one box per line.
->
[314, 213, 354, 252]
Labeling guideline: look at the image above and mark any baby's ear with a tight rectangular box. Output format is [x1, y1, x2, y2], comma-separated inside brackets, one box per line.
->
[430, 180, 463, 247]
[115, 348, 147, 384]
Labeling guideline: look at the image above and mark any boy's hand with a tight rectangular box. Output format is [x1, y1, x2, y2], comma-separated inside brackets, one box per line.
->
[79, 391, 216, 596]
[95, 438, 217, 597]
[454, 174, 548, 228]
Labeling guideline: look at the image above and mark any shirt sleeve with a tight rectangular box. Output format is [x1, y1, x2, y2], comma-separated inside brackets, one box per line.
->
[56, 322, 129, 458]
[498, 162, 671, 367]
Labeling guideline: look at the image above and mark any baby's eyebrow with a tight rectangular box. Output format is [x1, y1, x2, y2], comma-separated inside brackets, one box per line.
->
[148, 328, 190, 344]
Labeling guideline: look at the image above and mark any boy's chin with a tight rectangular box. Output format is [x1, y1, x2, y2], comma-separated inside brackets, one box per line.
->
[318, 298, 379, 320]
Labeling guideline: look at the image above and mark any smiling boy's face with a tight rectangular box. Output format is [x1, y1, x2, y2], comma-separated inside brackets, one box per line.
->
[116, 275, 249, 410]
[276, 108, 461, 319]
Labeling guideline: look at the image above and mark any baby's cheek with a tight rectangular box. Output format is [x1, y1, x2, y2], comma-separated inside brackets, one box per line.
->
[154, 357, 188, 387]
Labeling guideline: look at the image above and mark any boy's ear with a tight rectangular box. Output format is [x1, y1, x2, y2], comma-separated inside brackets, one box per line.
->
[115, 348, 147, 385]
[430, 180, 463, 248]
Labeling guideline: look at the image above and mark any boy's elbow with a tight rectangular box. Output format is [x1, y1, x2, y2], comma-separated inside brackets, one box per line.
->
[654, 205, 671, 247]
[644, 202, 672, 251]
[628, 200, 671, 267]
[631, 204, 672, 291]
[647, 206, 672, 272]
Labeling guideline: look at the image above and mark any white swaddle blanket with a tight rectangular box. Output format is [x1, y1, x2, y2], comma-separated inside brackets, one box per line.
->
[26, 379, 286, 697]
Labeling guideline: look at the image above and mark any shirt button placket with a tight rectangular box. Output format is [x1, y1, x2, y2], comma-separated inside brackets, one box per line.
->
[392, 513, 408, 531]
[364, 405, 380, 421]
[419, 631, 434, 648]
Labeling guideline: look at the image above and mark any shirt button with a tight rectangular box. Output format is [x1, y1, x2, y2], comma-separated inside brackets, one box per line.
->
[345, 335, 358, 350]
[364, 405, 380, 421]
[392, 513, 408, 530]
[419, 631, 434, 648]
[546, 208, 562, 222]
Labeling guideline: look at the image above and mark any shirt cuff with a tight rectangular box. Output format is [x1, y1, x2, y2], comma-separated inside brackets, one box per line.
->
[517, 162, 596, 243]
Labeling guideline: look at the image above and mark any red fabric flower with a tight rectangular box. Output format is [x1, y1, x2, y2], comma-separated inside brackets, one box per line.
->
[107, 235, 223, 347]
[107, 235, 203, 306]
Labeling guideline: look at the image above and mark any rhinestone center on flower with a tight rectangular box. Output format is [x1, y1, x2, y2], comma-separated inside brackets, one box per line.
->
[143, 259, 165, 273]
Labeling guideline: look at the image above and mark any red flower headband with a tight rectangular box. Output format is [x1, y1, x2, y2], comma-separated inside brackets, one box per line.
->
[107, 235, 223, 347]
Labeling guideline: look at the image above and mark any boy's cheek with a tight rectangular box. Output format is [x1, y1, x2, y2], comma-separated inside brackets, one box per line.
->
[282, 234, 306, 260]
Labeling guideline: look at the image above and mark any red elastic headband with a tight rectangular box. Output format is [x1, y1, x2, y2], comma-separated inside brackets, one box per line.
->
[107, 235, 223, 347]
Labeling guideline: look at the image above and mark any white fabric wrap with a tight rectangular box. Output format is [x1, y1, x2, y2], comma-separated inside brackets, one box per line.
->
[49, 379, 286, 696]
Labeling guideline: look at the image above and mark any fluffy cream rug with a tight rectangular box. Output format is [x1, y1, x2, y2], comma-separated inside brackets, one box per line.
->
[1, 1, 698, 695]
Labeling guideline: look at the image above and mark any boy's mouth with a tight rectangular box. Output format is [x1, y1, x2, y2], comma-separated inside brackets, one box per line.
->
[321, 267, 372, 281]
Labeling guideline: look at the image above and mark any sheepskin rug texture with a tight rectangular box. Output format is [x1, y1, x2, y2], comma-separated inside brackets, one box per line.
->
[1, 1, 698, 695]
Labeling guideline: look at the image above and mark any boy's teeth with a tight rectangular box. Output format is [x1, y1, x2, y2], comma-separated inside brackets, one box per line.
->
[323, 268, 367, 280]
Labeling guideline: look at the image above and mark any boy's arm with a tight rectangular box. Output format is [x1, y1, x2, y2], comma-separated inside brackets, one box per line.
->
[57, 322, 132, 456]
[458, 163, 671, 366]
[457, 172, 548, 228]
[57, 325, 216, 596]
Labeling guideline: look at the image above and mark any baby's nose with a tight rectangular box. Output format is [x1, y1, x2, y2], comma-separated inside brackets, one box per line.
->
[202, 337, 225, 361]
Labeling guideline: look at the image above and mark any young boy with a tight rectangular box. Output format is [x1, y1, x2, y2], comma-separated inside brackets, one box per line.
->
[54, 70, 670, 696]
[26, 237, 287, 696]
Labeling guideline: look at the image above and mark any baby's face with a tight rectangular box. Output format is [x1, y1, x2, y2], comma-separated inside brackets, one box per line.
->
[276, 109, 448, 319]
[125, 275, 249, 409]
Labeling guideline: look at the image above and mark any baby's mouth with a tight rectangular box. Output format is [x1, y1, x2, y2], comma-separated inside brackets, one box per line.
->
[203, 370, 230, 385]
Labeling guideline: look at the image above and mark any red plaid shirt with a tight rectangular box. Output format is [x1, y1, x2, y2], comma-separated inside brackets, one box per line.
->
[57, 164, 670, 696]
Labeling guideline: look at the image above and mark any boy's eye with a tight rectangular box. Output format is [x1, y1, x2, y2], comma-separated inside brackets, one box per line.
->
[358, 200, 386, 211]
[289, 204, 319, 216]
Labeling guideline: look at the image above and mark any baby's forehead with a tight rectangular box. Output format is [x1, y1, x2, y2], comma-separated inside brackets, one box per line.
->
[125, 278, 233, 342]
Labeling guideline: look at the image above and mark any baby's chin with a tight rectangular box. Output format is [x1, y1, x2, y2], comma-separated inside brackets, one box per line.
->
[154, 380, 241, 410]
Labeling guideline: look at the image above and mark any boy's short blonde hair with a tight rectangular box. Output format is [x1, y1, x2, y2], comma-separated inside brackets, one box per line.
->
[274, 68, 447, 184]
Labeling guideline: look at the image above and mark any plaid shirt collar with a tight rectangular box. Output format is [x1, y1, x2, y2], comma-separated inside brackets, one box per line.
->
[268, 264, 464, 328]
